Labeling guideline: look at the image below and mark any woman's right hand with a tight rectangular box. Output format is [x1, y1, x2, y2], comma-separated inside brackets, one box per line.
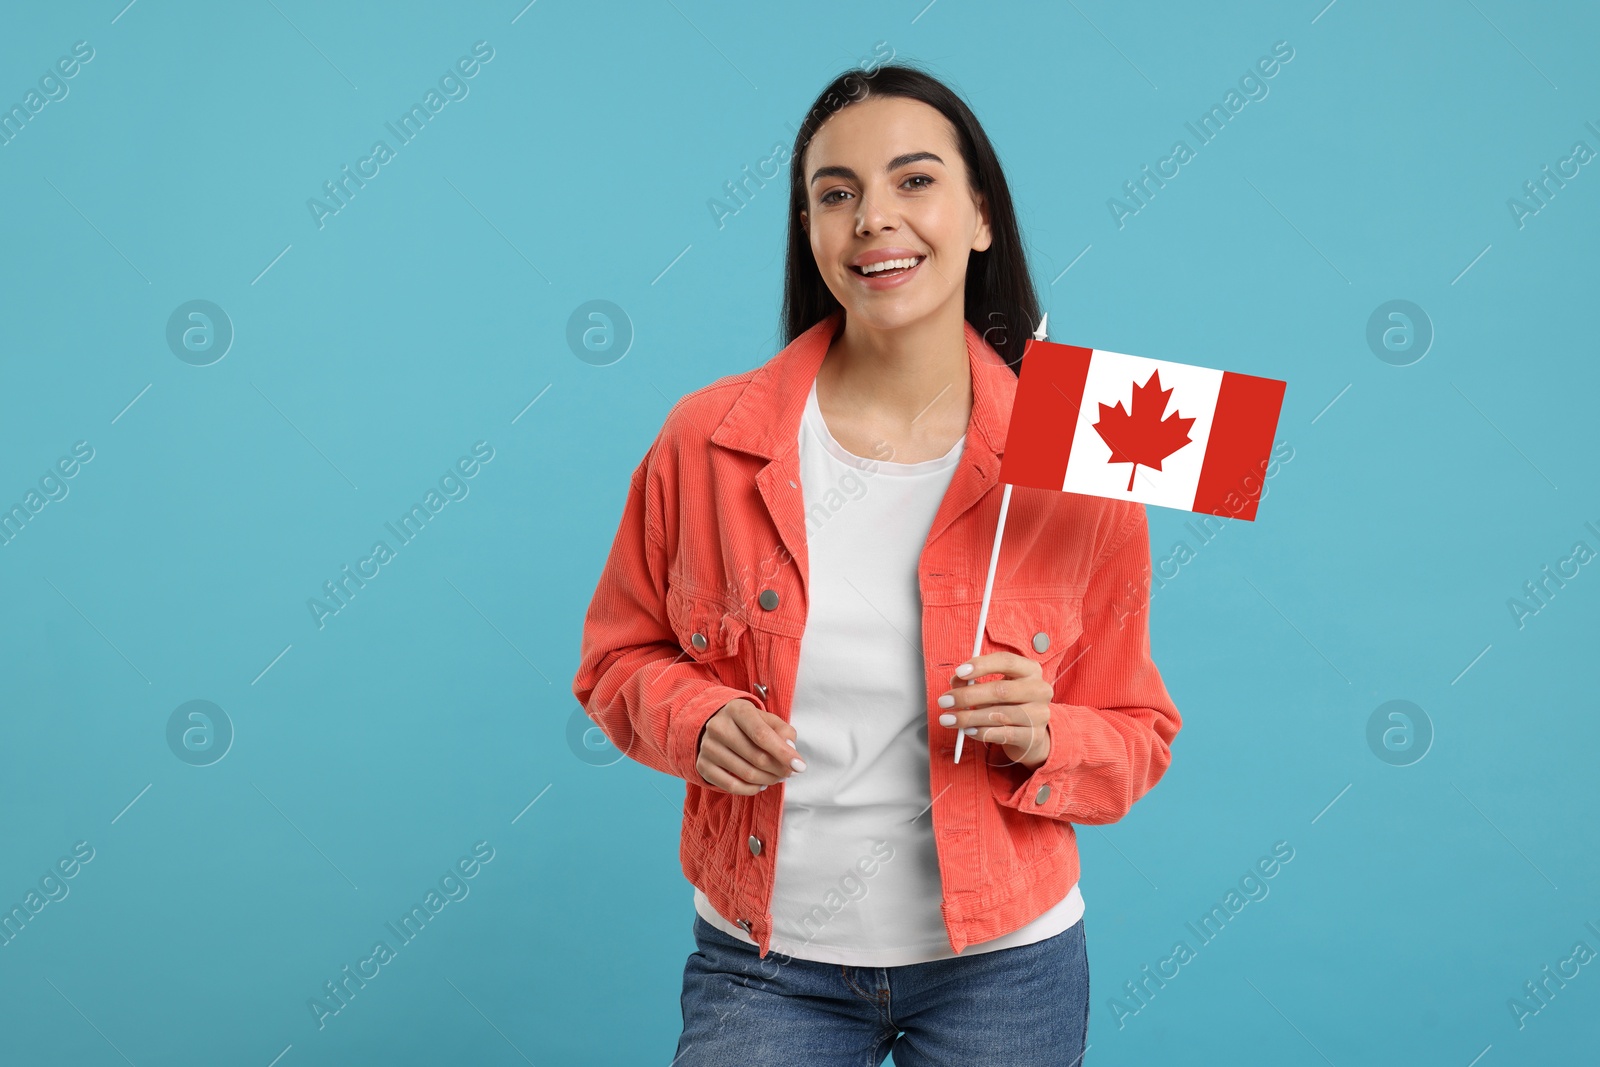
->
[694, 698, 806, 795]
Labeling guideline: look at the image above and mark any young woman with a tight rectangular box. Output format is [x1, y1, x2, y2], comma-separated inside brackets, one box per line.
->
[572, 63, 1182, 1065]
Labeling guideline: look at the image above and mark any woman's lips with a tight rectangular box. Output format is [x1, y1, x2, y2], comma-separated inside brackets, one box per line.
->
[849, 255, 925, 290]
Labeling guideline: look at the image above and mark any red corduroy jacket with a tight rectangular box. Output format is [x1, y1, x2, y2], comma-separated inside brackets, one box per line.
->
[572, 309, 1182, 958]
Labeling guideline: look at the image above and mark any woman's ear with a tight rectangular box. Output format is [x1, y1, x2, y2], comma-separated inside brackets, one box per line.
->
[800, 209, 809, 236]
[972, 191, 992, 253]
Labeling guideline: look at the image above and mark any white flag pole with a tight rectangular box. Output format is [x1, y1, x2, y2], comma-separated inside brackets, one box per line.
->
[955, 481, 1012, 764]
[954, 313, 1047, 765]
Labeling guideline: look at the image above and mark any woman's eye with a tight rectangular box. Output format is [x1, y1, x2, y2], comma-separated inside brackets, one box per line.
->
[820, 177, 931, 205]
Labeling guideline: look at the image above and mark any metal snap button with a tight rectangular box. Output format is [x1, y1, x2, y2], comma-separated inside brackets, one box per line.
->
[691, 632, 708, 651]
[758, 589, 779, 611]
[736, 918, 752, 933]
[1034, 783, 1052, 805]
[1032, 631, 1050, 654]
[748, 835, 762, 856]
[754, 682, 768, 700]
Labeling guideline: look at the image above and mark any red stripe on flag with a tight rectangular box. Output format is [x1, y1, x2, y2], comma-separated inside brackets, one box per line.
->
[998, 341, 1093, 491]
[1191, 370, 1286, 522]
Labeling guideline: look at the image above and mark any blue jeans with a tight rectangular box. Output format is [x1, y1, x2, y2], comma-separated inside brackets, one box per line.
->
[673, 913, 1090, 1066]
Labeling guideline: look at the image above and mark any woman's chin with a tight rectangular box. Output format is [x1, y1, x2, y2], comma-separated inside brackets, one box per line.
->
[836, 294, 952, 334]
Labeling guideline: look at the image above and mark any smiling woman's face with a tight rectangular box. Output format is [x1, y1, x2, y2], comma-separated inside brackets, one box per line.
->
[801, 94, 992, 334]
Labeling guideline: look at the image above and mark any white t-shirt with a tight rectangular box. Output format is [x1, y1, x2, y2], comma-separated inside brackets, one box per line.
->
[693, 375, 1083, 965]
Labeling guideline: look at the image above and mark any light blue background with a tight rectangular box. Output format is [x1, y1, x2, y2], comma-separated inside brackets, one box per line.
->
[1, 1, 1595, 1064]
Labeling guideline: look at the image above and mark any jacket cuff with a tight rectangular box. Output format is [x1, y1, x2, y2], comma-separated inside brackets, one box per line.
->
[670, 684, 768, 785]
[996, 702, 1085, 818]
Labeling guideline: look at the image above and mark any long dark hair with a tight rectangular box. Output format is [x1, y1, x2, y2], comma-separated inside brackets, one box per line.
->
[781, 62, 1041, 375]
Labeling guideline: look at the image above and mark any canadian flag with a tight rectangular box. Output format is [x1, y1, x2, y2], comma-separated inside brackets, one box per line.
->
[999, 341, 1287, 521]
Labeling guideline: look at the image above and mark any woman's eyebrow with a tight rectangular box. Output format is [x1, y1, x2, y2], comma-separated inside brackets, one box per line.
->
[809, 151, 945, 186]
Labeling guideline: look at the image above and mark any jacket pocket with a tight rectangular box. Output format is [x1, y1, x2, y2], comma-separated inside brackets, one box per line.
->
[980, 595, 1084, 691]
[665, 584, 748, 662]
[683, 776, 736, 852]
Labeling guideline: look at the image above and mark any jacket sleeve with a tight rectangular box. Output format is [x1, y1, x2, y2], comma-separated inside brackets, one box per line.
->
[570, 440, 768, 785]
[992, 503, 1182, 824]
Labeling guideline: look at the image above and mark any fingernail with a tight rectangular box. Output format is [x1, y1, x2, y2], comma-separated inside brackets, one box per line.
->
[963, 727, 977, 736]
[790, 757, 807, 772]
[955, 663, 973, 678]
[759, 784, 769, 791]
[939, 713, 957, 727]
[786, 738, 797, 749]
[937, 694, 955, 708]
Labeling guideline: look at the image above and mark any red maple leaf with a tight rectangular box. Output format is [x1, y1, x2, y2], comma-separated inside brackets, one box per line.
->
[1092, 369, 1195, 490]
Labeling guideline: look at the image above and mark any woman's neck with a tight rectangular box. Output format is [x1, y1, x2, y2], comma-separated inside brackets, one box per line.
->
[813, 304, 974, 464]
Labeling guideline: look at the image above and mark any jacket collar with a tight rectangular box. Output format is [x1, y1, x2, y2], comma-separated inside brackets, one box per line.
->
[713, 310, 1021, 606]
[710, 309, 1017, 464]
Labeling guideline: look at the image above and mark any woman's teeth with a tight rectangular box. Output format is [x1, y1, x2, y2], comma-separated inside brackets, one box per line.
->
[854, 256, 923, 276]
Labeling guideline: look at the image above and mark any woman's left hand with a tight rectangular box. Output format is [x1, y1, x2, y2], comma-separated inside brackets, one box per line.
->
[937, 653, 1053, 769]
